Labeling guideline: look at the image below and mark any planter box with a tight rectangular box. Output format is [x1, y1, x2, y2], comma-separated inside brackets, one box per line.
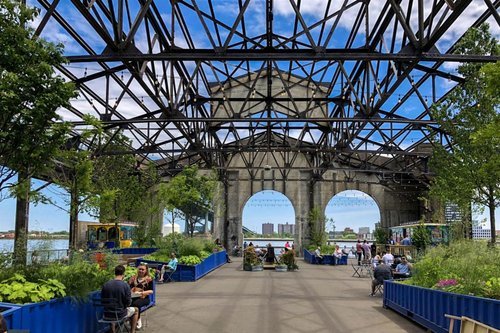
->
[383, 280, 500, 333]
[3, 282, 156, 333]
[137, 250, 226, 282]
[303, 249, 347, 265]
[112, 247, 158, 255]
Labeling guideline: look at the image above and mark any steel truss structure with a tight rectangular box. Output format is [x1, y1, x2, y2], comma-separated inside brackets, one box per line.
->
[32, 0, 499, 188]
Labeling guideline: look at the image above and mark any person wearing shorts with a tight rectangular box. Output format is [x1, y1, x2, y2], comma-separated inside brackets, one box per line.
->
[102, 265, 139, 333]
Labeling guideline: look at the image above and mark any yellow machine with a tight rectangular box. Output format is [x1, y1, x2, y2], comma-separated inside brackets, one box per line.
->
[86, 223, 137, 249]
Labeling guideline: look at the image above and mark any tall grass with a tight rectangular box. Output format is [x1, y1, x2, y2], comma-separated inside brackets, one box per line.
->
[409, 240, 500, 299]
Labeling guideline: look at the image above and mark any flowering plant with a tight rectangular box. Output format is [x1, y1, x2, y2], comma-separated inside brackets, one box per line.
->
[435, 279, 458, 289]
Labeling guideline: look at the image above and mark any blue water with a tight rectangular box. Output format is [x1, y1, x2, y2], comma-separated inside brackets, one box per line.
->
[0, 238, 69, 252]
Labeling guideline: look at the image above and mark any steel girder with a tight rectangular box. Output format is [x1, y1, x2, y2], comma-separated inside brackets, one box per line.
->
[31, 0, 499, 187]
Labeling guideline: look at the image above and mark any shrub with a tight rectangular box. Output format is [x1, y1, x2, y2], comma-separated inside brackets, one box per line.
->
[0, 274, 66, 304]
[179, 238, 204, 257]
[407, 240, 500, 299]
[178, 255, 201, 266]
[199, 250, 211, 260]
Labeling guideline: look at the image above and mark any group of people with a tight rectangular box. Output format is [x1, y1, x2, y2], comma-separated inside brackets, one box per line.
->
[314, 244, 346, 265]
[101, 263, 154, 332]
[369, 254, 412, 296]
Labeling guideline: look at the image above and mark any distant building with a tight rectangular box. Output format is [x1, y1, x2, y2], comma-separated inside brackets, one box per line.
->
[163, 223, 181, 235]
[278, 222, 295, 235]
[444, 203, 463, 223]
[262, 223, 274, 235]
[358, 227, 370, 234]
[472, 227, 493, 239]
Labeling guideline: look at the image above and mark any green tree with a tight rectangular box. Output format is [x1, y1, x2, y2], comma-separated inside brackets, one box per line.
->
[412, 222, 431, 253]
[374, 227, 388, 245]
[0, 0, 75, 264]
[159, 166, 216, 237]
[0, 0, 75, 196]
[308, 207, 327, 246]
[430, 24, 499, 244]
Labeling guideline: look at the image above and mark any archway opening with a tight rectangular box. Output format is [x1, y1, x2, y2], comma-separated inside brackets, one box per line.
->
[242, 190, 295, 248]
[325, 190, 380, 245]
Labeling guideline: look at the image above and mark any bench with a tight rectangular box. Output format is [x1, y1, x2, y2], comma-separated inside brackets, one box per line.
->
[445, 315, 500, 333]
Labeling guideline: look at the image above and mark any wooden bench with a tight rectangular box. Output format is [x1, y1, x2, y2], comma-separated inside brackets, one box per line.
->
[445, 314, 500, 333]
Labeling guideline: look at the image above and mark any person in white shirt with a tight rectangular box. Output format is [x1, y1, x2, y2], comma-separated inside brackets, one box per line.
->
[314, 246, 324, 264]
[382, 251, 394, 266]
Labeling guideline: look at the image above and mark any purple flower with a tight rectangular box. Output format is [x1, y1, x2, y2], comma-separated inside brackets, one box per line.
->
[436, 279, 458, 288]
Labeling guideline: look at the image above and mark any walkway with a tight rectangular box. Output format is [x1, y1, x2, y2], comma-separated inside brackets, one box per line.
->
[145, 258, 424, 333]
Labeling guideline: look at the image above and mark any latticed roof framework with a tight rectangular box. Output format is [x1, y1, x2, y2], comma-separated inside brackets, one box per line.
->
[31, 0, 500, 189]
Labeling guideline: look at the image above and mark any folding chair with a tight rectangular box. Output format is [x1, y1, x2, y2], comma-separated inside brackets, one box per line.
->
[351, 264, 362, 277]
[92, 297, 130, 333]
[163, 264, 177, 283]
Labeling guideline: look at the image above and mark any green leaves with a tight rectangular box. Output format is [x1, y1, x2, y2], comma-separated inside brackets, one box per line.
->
[0, 0, 76, 192]
[429, 24, 499, 242]
[0, 273, 66, 304]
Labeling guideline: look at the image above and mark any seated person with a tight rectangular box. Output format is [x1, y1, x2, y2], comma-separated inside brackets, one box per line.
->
[215, 238, 232, 263]
[332, 245, 343, 265]
[101, 265, 139, 333]
[372, 253, 381, 268]
[314, 246, 324, 264]
[128, 264, 154, 330]
[158, 252, 178, 283]
[393, 256, 412, 278]
[369, 261, 392, 296]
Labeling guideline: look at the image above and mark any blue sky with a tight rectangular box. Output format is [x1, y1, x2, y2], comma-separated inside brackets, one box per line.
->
[1, 3, 498, 234]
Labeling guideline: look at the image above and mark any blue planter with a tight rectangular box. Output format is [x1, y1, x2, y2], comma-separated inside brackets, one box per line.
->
[137, 250, 226, 282]
[112, 247, 158, 255]
[3, 281, 157, 333]
[303, 249, 347, 265]
[383, 280, 500, 333]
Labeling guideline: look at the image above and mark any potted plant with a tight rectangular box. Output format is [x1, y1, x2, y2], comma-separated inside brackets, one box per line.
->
[243, 247, 262, 271]
[275, 257, 288, 272]
[281, 250, 299, 271]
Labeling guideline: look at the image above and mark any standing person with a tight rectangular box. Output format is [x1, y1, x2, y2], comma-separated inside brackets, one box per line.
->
[356, 240, 363, 266]
[158, 252, 178, 283]
[284, 241, 291, 250]
[101, 265, 139, 333]
[243, 241, 248, 249]
[370, 242, 377, 257]
[401, 236, 411, 246]
[362, 240, 371, 261]
[128, 264, 154, 330]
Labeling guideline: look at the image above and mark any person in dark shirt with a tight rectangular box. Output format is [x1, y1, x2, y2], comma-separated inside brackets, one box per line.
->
[101, 265, 139, 333]
[370, 261, 392, 296]
[0, 313, 7, 333]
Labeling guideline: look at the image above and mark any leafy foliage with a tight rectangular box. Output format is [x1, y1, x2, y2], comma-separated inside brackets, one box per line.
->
[159, 166, 216, 237]
[374, 228, 389, 245]
[430, 24, 499, 243]
[178, 255, 202, 266]
[411, 222, 431, 252]
[243, 246, 260, 265]
[0, 0, 75, 195]
[407, 240, 500, 299]
[308, 207, 327, 246]
[0, 274, 66, 304]
[280, 250, 298, 271]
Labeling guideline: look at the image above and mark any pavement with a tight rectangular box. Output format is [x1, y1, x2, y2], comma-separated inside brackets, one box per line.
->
[143, 257, 426, 333]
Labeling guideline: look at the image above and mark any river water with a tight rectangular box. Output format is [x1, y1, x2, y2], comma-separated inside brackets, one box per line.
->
[0, 239, 69, 252]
